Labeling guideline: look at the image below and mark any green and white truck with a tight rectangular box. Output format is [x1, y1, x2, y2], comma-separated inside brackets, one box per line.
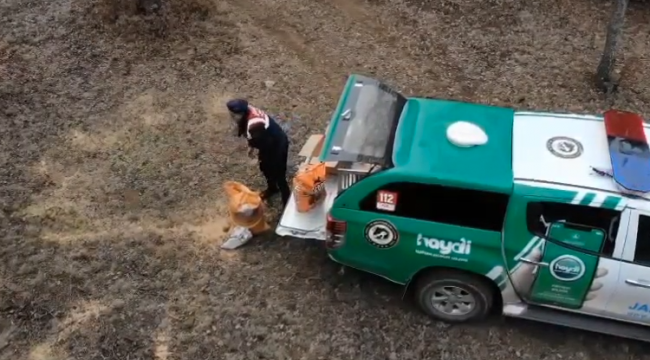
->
[276, 74, 650, 342]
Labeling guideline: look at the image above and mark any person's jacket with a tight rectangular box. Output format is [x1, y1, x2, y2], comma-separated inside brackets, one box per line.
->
[237, 106, 287, 156]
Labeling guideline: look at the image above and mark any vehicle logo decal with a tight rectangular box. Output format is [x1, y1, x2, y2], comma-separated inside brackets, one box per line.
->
[364, 220, 399, 249]
[629, 302, 650, 313]
[415, 234, 472, 262]
[547, 136, 583, 159]
[549, 255, 585, 281]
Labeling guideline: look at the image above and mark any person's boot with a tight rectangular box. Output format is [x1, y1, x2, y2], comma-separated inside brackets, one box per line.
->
[280, 192, 290, 209]
[278, 180, 291, 209]
[261, 187, 279, 200]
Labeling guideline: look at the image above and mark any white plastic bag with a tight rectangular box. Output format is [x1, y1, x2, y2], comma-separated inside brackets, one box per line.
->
[235, 204, 256, 217]
[221, 226, 253, 250]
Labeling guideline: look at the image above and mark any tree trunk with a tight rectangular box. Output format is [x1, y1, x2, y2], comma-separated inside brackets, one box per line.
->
[595, 0, 629, 93]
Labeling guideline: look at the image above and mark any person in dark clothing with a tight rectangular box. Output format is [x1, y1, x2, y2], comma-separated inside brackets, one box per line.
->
[226, 99, 291, 207]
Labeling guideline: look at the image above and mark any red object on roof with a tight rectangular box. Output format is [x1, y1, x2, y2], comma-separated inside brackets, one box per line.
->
[604, 109, 646, 141]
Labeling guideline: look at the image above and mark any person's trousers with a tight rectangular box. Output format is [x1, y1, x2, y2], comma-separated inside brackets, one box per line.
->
[258, 138, 290, 205]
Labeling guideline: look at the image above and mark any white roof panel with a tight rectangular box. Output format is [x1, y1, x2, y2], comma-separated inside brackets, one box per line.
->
[512, 111, 650, 195]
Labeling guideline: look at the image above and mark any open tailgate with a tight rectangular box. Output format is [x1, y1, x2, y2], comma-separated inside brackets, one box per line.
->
[275, 134, 338, 240]
[275, 74, 405, 240]
[275, 133, 383, 240]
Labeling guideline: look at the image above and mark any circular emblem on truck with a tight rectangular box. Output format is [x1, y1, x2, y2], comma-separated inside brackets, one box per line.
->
[547, 136, 583, 159]
[549, 255, 585, 281]
[364, 220, 399, 249]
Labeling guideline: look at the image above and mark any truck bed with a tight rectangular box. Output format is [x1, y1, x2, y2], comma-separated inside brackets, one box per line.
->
[275, 176, 339, 240]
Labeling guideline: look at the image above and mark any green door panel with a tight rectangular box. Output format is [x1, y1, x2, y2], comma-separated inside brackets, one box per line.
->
[500, 184, 623, 304]
[328, 208, 504, 285]
[529, 223, 605, 309]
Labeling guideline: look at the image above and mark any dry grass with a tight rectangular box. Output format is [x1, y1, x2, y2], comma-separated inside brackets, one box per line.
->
[2, 0, 650, 359]
[80, 0, 223, 38]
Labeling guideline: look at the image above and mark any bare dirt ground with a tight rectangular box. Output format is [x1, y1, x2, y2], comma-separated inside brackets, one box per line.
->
[2, 0, 650, 358]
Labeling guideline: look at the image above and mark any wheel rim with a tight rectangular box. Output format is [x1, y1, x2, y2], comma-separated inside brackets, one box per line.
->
[430, 285, 476, 316]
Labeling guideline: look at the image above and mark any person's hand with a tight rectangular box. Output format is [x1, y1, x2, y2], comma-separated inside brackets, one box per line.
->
[486, 238, 544, 303]
[585, 267, 608, 301]
[503, 244, 544, 302]
[486, 238, 609, 305]
[507, 244, 609, 303]
[511, 245, 544, 290]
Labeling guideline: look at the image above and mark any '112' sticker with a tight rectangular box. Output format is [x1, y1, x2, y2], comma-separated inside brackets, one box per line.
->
[376, 190, 398, 211]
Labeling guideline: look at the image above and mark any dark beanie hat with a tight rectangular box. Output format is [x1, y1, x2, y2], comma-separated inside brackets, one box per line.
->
[226, 99, 249, 114]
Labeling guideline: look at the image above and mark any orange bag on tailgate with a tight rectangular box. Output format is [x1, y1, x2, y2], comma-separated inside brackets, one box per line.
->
[292, 162, 327, 213]
[223, 181, 270, 234]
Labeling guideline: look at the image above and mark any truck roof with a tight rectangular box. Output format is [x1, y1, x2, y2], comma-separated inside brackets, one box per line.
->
[392, 97, 515, 194]
[513, 111, 650, 200]
[322, 74, 650, 202]
[391, 98, 650, 201]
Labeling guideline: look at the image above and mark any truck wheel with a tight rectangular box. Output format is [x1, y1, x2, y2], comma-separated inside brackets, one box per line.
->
[415, 270, 494, 323]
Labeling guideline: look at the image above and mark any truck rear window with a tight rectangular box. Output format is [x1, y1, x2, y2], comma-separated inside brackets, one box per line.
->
[341, 83, 403, 160]
[323, 75, 406, 166]
[359, 182, 509, 232]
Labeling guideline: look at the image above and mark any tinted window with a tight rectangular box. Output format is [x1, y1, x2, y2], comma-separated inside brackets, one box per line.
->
[526, 202, 620, 256]
[359, 182, 509, 232]
[634, 215, 650, 265]
[341, 83, 404, 160]
[324, 75, 406, 166]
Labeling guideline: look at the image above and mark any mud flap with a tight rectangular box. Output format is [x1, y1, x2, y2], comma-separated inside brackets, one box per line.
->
[275, 176, 339, 240]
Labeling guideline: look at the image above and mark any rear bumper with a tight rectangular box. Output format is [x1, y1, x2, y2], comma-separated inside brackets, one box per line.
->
[327, 252, 407, 285]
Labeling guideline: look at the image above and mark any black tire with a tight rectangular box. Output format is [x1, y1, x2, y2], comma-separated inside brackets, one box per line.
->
[415, 269, 494, 323]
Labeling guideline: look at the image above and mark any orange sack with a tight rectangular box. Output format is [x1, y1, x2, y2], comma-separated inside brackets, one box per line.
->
[223, 181, 270, 235]
[292, 162, 327, 213]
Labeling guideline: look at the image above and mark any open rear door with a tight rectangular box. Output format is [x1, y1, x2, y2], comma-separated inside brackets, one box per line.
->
[276, 74, 407, 240]
[318, 74, 406, 166]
